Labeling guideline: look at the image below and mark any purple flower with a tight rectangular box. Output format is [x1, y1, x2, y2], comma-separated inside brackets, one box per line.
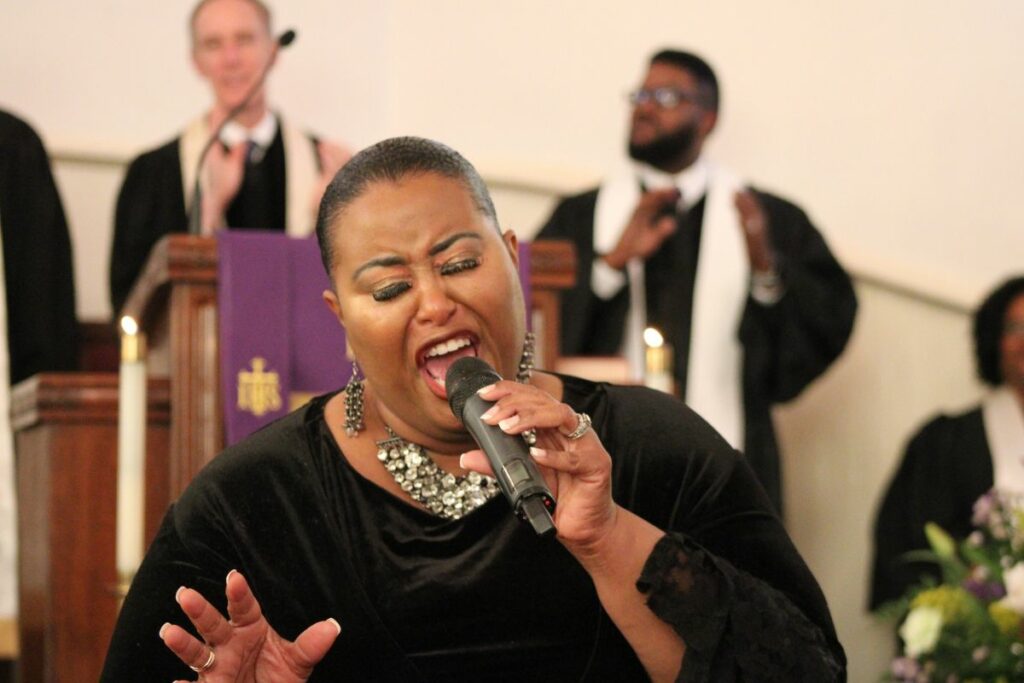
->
[963, 576, 1006, 601]
[973, 491, 995, 527]
[891, 656, 920, 679]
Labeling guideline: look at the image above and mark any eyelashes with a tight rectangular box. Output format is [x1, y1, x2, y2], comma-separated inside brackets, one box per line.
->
[439, 257, 480, 276]
[371, 257, 481, 302]
[372, 282, 411, 302]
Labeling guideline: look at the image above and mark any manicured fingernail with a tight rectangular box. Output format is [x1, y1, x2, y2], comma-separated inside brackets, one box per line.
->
[327, 617, 342, 634]
[530, 447, 547, 458]
[476, 383, 496, 395]
[175, 586, 186, 604]
[480, 405, 498, 421]
[226, 569, 238, 584]
[459, 453, 468, 468]
[498, 415, 519, 431]
[159, 622, 170, 639]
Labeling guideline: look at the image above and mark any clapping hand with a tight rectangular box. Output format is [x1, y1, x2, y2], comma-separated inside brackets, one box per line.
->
[199, 142, 247, 233]
[601, 188, 681, 270]
[160, 569, 340, 682]
[733, 188, 776, 273]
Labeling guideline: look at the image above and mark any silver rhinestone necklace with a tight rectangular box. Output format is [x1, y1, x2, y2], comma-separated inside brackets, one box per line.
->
[376, 427, 501, 520]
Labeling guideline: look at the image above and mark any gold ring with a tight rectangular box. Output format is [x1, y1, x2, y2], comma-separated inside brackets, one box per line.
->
[189, 647, 216, 673]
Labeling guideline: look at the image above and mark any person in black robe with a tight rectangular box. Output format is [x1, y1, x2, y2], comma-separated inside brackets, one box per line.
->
[0, 109, 78, 383]
[102, 137, 845, 681]
[108, 0, 348, 314]
[536, 49, 857, 516]
[870, 276, 1024, 609]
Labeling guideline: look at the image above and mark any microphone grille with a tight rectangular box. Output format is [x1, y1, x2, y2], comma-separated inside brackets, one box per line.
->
[446, 357, 501, 422]
[278, 29, 297, 47]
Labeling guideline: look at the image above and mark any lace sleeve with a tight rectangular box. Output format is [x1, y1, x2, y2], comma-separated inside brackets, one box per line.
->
[637, 533, 844, 682]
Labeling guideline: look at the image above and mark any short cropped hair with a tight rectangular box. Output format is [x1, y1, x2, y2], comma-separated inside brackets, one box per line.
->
[973, 275, 1024, 385]
[189, 0, 272, 44]
[650, 49, 720, 112]
[315, 136, 499, 276]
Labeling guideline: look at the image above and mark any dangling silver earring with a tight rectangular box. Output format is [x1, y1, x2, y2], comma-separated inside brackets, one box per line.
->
[517, 332, 537, 445]
[516, 332, 536, 383]
[344, 362, 365, 437]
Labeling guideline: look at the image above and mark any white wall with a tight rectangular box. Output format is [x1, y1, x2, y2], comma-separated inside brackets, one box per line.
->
[776, 282, 980, 678]
[3, 2, 1023, 680]
[3, 1, 1022, 318]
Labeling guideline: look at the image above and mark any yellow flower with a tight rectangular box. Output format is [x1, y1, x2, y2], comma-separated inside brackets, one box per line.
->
[989, 601, 1021, 635]
[912, 585, 973, 622]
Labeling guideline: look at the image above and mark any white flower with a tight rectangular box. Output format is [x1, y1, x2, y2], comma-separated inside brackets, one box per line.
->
[1000, 562, 1024, 615]
[899, 606, 943, 657]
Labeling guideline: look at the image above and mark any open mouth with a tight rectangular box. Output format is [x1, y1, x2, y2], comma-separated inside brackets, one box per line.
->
[418, 334, 479, 397]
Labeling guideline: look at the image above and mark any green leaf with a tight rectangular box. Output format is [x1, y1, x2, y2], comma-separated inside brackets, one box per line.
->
[926, 522, 957, 559]
[901, 548, 967, 585]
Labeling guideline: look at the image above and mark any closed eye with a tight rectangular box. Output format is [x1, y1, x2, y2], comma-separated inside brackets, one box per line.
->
[372, 281, 411, 302]
[440, 257, 480, 276]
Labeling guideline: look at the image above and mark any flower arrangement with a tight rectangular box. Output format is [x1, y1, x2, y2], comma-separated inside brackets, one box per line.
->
[882, 490, 1024, 682]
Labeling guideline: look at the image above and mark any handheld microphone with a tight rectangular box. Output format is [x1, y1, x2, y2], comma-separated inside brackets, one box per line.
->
[186, 28, 298, 235]
[446, 357, 556, 537]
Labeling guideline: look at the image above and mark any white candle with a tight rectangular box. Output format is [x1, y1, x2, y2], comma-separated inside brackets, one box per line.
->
[643, 327, 675, 395]
[116, 316, 147, 585]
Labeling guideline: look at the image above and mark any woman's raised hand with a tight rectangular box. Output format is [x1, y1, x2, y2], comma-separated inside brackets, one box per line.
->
[160, 569, 340, 682]
[460, 381, 617, 555]
[460, 381, 684, 681]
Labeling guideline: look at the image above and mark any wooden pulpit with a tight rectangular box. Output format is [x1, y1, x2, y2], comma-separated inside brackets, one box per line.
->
[12, 234, 574, 682]
[11, 374, 170, 683]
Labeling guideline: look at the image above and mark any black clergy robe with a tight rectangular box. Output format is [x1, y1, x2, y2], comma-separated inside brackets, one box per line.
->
[109, 123, 319, 314]
[537, 186, 857, 515]
[869, 407, 993, 610]
[0, 110, 78, 384]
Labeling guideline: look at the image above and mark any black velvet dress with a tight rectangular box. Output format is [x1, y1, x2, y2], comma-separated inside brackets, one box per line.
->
[101, 375, 845, 681]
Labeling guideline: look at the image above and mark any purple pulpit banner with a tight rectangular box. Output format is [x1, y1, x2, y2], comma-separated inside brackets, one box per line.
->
[218, 232, 349, 445]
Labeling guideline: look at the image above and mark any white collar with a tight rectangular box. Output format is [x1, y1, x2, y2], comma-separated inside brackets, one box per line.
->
[634, 157, 709, 212]
[982, 386, 1024, 494]
[219, 110, 277, 149]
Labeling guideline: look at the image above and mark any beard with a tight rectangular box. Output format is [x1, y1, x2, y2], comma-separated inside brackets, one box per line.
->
[628, 120, 698, 168]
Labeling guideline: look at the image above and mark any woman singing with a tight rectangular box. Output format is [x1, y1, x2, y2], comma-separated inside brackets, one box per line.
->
[102, 137, 845, 681]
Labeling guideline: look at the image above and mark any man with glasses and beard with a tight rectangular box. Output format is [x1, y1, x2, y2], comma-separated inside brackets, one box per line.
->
[537, 49, 857, 516]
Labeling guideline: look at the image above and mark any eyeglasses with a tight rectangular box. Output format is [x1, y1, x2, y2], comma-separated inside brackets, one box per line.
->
[627, 87, 702, 109]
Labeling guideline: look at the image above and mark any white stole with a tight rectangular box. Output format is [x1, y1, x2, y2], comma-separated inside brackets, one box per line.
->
[593, 163, 747, 449]
[982, 387, 1024, 494]
[0, 220, 17, 617]
[179, 114, 319, 236]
